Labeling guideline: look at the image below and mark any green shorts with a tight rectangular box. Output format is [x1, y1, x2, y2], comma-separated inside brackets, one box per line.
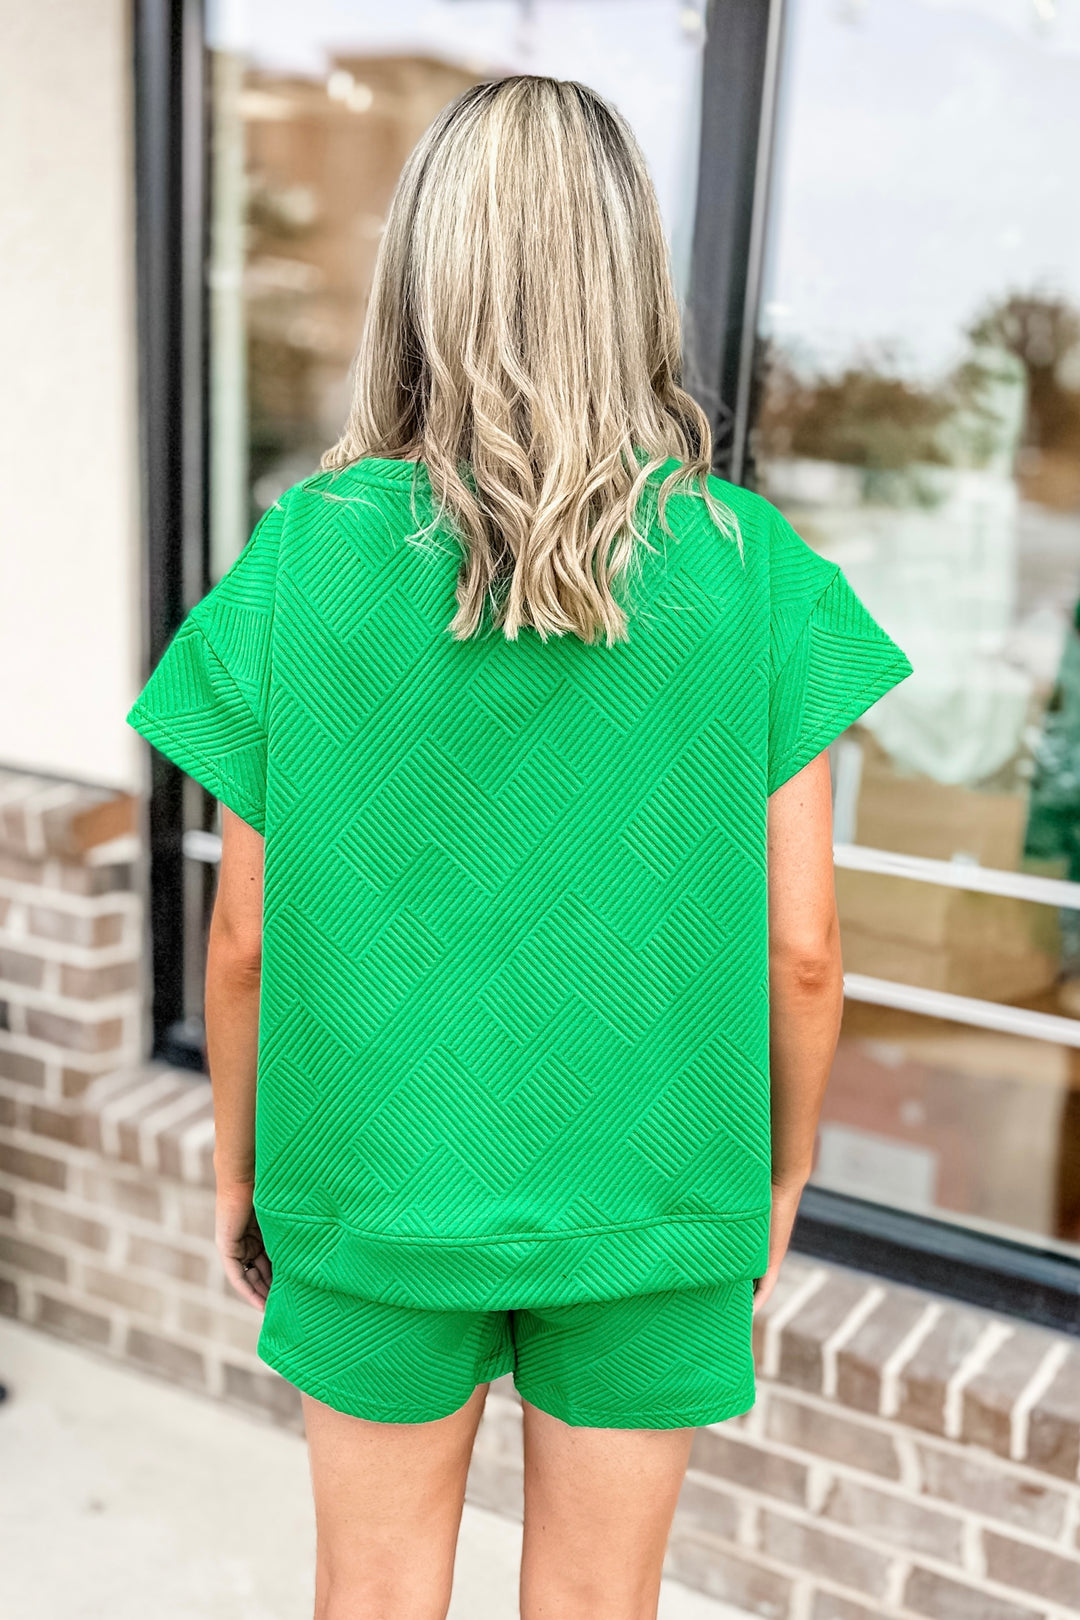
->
[258, 1273, 756, 1429]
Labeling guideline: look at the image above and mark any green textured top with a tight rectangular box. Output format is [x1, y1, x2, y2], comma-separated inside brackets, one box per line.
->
[127, 456, 912, 1310]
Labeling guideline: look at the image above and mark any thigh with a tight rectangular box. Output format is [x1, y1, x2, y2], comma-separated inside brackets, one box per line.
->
[519, 1398, 694, 1620]
[304, 1384, 488, 1620]
[514, 1280, 756, 1620]
[262, 1278, 512, 1620]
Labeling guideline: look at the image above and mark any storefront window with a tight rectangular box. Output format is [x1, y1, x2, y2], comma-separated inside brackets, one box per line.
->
[755, 0, 1080, 1250]
[206, 0, 710, 579]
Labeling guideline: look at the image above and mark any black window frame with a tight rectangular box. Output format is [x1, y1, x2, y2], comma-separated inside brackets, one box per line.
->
[132, 0, 1080, 1333]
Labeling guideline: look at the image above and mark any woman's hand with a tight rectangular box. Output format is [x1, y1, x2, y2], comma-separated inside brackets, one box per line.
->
[751, 1174, 806, 1314]
[216, 1178, 272, 1310]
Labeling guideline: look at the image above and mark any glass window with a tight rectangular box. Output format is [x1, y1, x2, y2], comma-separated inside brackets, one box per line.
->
[206, 0, 711, 579]
[755, 0, 1080, 1251]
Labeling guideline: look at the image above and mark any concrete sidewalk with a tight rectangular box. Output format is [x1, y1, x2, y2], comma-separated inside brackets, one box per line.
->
[0, 1319, 751, 1620]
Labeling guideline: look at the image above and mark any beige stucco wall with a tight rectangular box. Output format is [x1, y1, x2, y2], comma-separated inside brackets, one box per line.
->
[0, 0, 142, 791]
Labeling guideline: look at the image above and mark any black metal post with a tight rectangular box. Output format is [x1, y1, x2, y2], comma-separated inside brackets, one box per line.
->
[685, 0, 786, 485]
[132, 0, 208, 1062]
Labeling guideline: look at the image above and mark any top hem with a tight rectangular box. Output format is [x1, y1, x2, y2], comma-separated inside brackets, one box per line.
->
[255, 1203, 772, 1311]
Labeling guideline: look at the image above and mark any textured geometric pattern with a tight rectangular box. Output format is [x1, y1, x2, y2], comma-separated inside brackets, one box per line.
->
[259, 1268, 756, 1428]
[127, 456, 912, 1311]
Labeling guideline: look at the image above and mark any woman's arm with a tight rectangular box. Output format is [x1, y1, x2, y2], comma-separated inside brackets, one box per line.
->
[205, 806, 270, 1309]
[754, 750, 845, 1312]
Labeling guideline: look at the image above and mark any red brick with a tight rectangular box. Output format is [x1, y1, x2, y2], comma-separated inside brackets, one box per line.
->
[983, 1530, 1080, 1609]
[126, 1233, 209, 1286]
[0, 947, 45, 988]
[28, 905, 126, 948]
[108, 1080, 195, 1167]
[835, 1286, 930, 1413]
[962, 1328, 1060, 1458]
[61, 1064, 102, 1099]
[84, 1266, 167, 1318]
[36, 1293, 112, 1347]
[820, 1474, 963, 1563]
[24, 1007, 124, 1053]
[176, 1189, 215, 1242]
[43, 792, 135, 858]
[810, 1594, 881, 1620]
[27, 1199, 110, 1252]
[916, 1441, 1068, 1539]
[903, 1565, 1044, 1620]
[764, 1391, 901, 1480]
[665, 1534, 794, 1619]
[0, 849, 45, 884]
[896, 1307, 986, 1436]
[223, 1363, 303, 1427]
[758, 1509, 892, 1598]
[78, 1166, 163, 1223]
[1026, 1351, 1080, 1480]
[126, 1326, 205, 1386]
[691, 1424, 808, 1505]
[0, 801, 30, 851]
[59, 862, 134, 898]
[27, 1103, 86, 1148]
[674, 1475, 741, 1542]
[176, 1300, 261, 1356]
[751, 1258, 819, 1364]
[60, 961, 138, 1000]
[777, 1271, 876, 1394]
[0, 1141, 67, 1189]
[0, 1045, 46, 1088]
[156, 1111, 214, 1182]
[0, 1233, 66, 1282]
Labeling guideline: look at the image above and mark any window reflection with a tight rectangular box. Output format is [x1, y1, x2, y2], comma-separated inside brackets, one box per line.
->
[756, 0, 1080, 1249]
[207, 0, 709, 574]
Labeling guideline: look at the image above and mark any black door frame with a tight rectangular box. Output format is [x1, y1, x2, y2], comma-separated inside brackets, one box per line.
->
[131, 0, 1080, 1331]
[133, 0, 211, 1068]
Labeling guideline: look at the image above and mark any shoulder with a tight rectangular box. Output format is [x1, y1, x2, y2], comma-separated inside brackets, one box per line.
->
[706, 478, 838, 599]
[703, 475, 778, 544]
[280, 458, 427, 517]
[703, 477, 820, 571]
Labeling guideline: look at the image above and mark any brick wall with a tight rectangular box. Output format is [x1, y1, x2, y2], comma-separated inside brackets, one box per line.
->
[2, 765, 1080, 1620]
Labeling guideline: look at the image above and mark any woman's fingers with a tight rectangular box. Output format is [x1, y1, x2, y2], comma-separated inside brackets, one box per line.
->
[751, 1267, 780, 1313]
[224, 1254, 267, 1311]
[247, 1250, 273, 1294]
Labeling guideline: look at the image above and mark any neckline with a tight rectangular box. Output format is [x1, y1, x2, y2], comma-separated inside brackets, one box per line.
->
[334, 455, 429, 488]
[332, 451, 684, 489]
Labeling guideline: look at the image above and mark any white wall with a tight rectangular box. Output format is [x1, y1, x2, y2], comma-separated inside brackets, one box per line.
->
[0, 0, 142, 791]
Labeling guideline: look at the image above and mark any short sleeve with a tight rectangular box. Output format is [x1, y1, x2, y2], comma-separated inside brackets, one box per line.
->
[767, 511, 912, 795]
[126, 503, 282, 833]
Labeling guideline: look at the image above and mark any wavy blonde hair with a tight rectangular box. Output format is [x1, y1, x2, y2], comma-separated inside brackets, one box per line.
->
[323, 75, 738, 643]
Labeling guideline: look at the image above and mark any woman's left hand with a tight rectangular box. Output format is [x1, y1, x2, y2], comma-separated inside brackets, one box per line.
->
[216, 1179, 272, 1310]
[751, 1174, 805, 1314]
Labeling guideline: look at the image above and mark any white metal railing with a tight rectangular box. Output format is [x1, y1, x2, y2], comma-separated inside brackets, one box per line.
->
[183, 829, 224, 864]
[833, 842, 1080, 912]
[843, 973, 1080, 1050]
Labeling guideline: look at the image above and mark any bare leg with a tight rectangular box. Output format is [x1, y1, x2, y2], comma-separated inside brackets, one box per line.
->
[519, 1399, 695, 1620]
[303, 1384, 489, 1620]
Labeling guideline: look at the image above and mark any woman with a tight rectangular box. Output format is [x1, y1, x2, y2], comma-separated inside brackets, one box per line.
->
[128, 76, 910, 1620]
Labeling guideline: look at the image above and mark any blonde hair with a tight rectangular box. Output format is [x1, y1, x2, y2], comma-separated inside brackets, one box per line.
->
[323, 75, 738, 643]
